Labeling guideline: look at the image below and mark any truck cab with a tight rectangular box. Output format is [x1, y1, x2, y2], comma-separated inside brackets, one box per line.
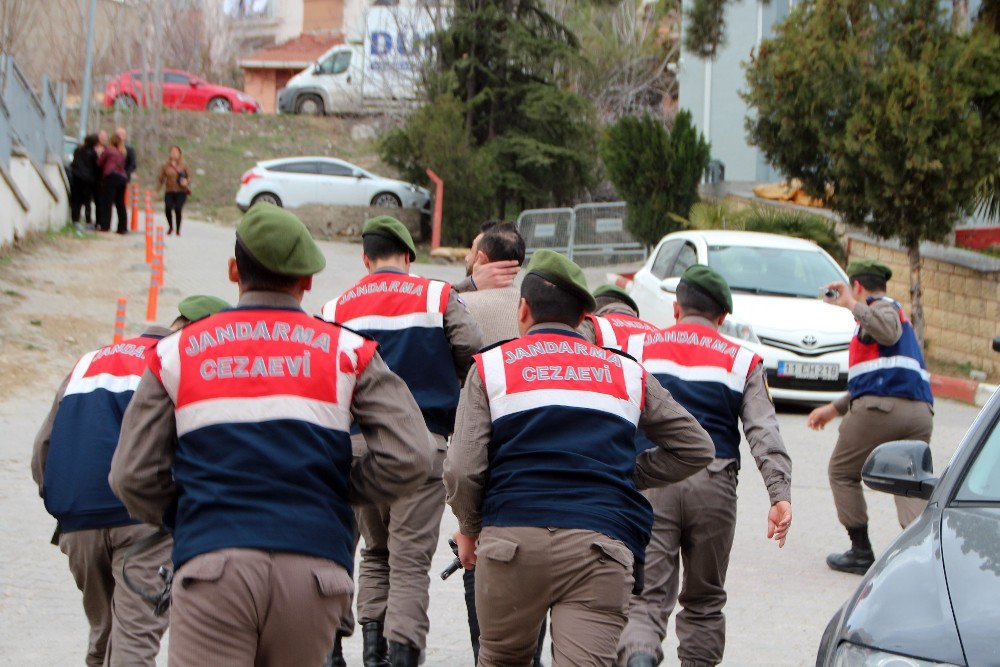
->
[277, 45, 364, 115]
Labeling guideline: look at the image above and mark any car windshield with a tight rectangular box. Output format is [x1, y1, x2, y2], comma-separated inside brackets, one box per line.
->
[707, 245, 844, 298]
[955, 411, 1000, 503]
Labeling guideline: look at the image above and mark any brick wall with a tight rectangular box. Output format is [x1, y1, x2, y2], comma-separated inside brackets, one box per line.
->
[848, 235, 1000, 379]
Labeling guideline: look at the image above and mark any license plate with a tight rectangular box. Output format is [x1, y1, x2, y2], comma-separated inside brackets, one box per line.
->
[777, 361, 839, 381]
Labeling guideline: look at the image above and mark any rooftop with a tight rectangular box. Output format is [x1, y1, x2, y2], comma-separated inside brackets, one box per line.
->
[239, 32, 343, 70]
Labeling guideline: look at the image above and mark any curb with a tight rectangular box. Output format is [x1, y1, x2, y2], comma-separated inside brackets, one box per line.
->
[931, 374, 997, 407]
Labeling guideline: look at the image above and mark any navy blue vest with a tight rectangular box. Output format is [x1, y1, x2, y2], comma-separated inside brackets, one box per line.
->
[848, 297, 933, 404]
[324, 270, 459, 435]
[43, 335, 161, 532]
[476, 330, 651, 561]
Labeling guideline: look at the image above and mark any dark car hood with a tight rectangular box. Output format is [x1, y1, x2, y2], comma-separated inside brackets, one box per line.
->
[840, 509, 966, 665]
[942, 507, 1000, 666]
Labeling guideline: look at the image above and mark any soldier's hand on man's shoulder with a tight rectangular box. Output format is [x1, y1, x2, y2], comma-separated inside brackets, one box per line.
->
[472, 259, 519, 290]
[767, 500, 792, 548]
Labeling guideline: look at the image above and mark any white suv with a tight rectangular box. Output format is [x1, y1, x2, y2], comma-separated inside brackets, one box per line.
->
[629, 230, 856, 403]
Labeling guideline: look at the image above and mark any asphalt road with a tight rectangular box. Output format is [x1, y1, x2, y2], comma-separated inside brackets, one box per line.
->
[0, 220, 984, 665]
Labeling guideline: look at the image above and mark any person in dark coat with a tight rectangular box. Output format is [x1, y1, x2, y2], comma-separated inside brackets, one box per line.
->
[69, 134, 100, 228]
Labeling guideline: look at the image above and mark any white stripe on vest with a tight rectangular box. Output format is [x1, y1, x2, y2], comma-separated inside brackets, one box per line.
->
[479, 346, 644, 424]
[643, 358, 747, 393]
[594, 316, 619, 348]
[335, 312, 444, 332]
[426, 280, 446, 313]
[63, 350, 144, 397]
[156, 331, 183, 404]
[848, 355, 931, 382]
[175, 394, 351, 437]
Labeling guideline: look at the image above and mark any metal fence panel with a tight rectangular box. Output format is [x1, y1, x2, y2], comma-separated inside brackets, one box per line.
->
[516, 208, 576, 259]
[0, 98, 10, 171]
[517, 202, 647, 266]
[41, 77, 65, 164]
[3, 56, 48, 165]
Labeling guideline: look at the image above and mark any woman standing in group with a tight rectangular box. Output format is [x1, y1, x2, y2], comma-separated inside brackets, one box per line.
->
[157, 145, 191, 236]
[97, 133, 129, 233]
[69, 134, 99, 228]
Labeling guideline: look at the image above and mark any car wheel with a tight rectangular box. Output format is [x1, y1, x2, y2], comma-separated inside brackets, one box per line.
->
[114, 95, 137, 111]
[295, 94, 324, 116]
[251, 192, 282, 208]
[207, 97, 232, 113]
[371, 193, 402, 208]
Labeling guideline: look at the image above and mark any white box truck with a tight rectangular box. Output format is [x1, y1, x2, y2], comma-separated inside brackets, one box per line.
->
[277, 6, 445, 115]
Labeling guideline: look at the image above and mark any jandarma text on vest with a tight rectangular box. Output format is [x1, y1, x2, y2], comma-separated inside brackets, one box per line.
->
[503, 340, 624, 366]
[91, 342, 148, 362]
[183, 320, 332, 356]
[338, 279, 424, 305]
[645, 329, 739, 357]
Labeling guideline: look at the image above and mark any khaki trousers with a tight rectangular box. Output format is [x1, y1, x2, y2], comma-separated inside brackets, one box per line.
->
[168, 549, 353, 667]
[356, 435, 447, 648]
[617, 467, 738, 667]
[59, 523, 171, 667]
[830, 395, 933, 529]
[475, 526, 635, 667]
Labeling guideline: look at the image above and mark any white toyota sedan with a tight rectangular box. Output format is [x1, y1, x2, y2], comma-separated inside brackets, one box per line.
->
[629, 230, 856, 403]
[236, 157, 431, 213]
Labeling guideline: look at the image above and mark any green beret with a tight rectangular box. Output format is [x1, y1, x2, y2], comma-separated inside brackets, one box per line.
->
[178, 295, 230, 322]
[362, 215, 416, 262]
[236, 203, 326, 276]
[525, 249, 596, 312]
[680, 264, 733, 314]
[847, 258, 892, 282]
[592, 284, 639, 315]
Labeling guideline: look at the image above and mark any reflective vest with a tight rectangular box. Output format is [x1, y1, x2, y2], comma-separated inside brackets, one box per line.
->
[323, 271, 458, 435]
[848, 297, 933, 404]
[43, 334, 163, 532]
[476, 330, 652, 561]
[633, 322, 761, 461]
[152, 307, 377, 571]
[586, 312, 659, 358]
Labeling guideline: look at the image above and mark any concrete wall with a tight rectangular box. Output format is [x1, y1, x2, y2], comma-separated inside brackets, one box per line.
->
[0, 155, 69, 251]
[848, 235, 1000, 378]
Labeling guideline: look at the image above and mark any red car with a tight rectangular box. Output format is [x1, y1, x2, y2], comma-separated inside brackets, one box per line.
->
[103, 69, 260, 113]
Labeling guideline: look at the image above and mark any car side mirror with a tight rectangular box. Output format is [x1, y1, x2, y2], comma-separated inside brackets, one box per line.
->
[659, 277, 680, 293]
[862, 440, 937, 500]
[190, 80, 199, 87]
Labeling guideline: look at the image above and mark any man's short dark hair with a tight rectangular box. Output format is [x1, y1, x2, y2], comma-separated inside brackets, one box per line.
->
[363, 233, 410, 261]
[521, 273, 585, 326]
[235, 241, 299, 292]
[676, 281, 725, 320]
[478, 222, 525, 265]
[480, 220, 504, 233]
[851, 274, 887, 292]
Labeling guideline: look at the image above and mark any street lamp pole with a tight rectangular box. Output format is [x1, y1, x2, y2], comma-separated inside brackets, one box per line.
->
[78, 0, 98, 142]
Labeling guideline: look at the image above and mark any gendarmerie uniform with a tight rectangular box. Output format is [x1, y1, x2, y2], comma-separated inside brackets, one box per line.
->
[445, 251, 714, 667]
[616, 266, 792, 667]
[578, 284, 659, 355]
[321, 216, 483, 661]
[109, 206, 431, 667]
[32, 328, 173, 667]
[829, 261, 933, 536]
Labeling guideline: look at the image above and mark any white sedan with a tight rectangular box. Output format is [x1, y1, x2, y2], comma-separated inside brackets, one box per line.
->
[629, 230, 857, 403]
[236, 157, 431, 213]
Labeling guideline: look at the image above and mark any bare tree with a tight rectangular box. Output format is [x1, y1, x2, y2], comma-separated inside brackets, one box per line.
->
[0, 0, 37, 87]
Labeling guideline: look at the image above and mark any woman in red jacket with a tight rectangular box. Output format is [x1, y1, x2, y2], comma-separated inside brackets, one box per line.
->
[97, 134, 129, 233]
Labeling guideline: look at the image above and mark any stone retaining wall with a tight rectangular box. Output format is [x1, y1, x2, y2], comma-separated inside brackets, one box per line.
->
[848, 234, 1000, 378]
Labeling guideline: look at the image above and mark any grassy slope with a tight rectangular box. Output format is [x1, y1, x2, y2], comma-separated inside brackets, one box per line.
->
[116, 110, 388, 225]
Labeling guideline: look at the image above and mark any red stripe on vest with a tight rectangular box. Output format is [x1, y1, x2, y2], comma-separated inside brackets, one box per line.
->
[83, 336, 156, 378]
[642, 323, 760, 374]
[335, 273, 447, 320]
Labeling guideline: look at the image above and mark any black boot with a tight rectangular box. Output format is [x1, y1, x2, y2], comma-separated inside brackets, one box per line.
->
[324, 634, 347, 667]
[363, 621, 391, 667]
[826, 526, 876, 574]
[388, 640, 420, 667]
[627, 653, 658, 667]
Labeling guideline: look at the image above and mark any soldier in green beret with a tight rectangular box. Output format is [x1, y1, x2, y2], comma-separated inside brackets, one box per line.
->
[617, 264, 793, 667]
[809, 258, 934, 574]
[110, 203, 431, 666]
[175, 295, 231, 326]
[321, 215, 483, 666]
[445, 250, 714, 666]
[578, 283, 659, 355]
